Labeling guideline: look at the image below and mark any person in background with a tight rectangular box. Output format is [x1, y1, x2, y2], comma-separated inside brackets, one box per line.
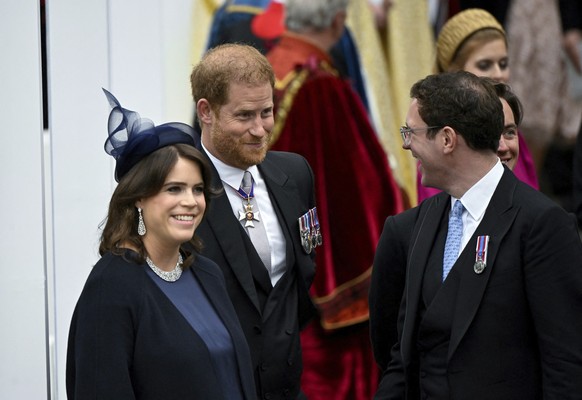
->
[559, 0, 582, 216]
[418, 8, 539, 202]
[66, 90, 256, 399]
[372, 71, 582, 399]
[369, 79, 525, 372]
[507, 0, 582, 180]
[190, 43, 318, 400]
[266, 0, 403, 398]
[494, 81, 522, 170]
[559, 0, 582, 74]
[206, 0, 274, 54]
[206, 0, 371, 111]
[453, 1, 582, 176]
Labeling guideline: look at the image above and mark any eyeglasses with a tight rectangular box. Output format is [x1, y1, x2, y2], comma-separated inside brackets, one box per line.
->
[399, 125, 442, 146]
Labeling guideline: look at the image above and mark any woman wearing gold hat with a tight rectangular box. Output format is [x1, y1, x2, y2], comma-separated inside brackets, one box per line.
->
[417, 8, 539, 202]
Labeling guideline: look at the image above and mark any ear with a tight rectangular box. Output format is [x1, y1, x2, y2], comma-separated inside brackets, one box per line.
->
[442, 126, 458, 155]
[196, 99, 213, 125]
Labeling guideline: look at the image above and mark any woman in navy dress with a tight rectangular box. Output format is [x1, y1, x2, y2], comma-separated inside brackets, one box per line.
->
[66, 90, 256, 400]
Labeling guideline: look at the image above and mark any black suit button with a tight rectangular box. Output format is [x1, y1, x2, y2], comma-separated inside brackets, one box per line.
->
[285, 329, 293, 335]
[254, 325, 262, 334]
[264, 393, 272, 400]
[420, 371, 427, 378]
[260, 363, 267, 371]
[287, 358, 293, 366]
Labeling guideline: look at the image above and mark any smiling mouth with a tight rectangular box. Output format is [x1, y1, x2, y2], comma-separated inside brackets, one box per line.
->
[174, 215, 194, 221]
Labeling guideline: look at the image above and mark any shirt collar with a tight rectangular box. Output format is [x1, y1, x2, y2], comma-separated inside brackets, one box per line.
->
[202, 142, 259, 190]
[453, 158, 504, 220]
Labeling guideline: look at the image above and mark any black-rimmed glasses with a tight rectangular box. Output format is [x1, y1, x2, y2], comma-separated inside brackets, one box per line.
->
[399, 125, 442, 146]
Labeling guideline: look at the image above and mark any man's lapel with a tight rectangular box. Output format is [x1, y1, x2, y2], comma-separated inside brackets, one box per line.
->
[201, 147, 262, 313]
[257, 157, 302, 321]
[258, 155, 310, 264]
[448, 169, 520, 360]
[401, 192, 449, 362]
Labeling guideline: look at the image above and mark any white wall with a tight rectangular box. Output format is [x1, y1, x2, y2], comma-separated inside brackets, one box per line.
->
[0, 0, 49, 398]
[0, 0, 196, 398]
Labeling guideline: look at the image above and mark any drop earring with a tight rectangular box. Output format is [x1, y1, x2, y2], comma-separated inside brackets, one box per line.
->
[137, 207, 146, 236]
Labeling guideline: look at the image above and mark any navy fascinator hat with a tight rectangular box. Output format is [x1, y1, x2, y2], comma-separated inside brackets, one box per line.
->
[102, 88, 196, 182]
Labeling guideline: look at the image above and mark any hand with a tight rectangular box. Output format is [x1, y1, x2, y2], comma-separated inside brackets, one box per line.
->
[368, 0, 394, 30]
[563, 29, 582, 74]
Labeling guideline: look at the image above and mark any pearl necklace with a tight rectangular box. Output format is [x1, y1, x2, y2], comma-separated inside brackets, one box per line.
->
[146, 254, 183, 282]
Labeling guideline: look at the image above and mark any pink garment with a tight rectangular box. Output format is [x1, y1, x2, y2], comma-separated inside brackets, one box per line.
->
[417, 132, 539, 203]
[513, 132, 539, 190]
[416, 171, 441, 203]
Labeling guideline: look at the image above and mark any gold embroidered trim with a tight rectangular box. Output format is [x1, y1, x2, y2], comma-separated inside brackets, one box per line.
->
[270, 69, 309, 145]
[312, 267, 372, 304]
[225, 5, 264, 15]
[313, 267, 373, 330]
[202, 0, 221, 12]
[318, 60, 339, 77]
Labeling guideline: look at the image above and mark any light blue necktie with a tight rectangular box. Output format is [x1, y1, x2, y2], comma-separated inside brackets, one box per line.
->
[442, 200, 464, 281]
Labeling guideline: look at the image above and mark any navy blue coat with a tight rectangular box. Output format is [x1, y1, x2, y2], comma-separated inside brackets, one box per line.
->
[66, 252, 256, 399]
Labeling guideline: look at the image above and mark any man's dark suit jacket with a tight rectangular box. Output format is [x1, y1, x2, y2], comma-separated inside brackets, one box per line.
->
[197, 150, 317, 400]
[369, 208, 416, 372]
[370, 168, 582, 399]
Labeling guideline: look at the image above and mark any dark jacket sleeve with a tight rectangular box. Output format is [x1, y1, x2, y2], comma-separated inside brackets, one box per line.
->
[369, 205, 421, 368]
[369, 212, 413, 371]
[559, 0, 582, 32]
[522, 202, 582, 397]
[574, 124, 582, 228]
[66, 255, 140, 399]
[370, 206, 422, 400]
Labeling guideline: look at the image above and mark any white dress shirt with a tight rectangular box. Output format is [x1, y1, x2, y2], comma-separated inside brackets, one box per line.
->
[450, 158, 504, 257]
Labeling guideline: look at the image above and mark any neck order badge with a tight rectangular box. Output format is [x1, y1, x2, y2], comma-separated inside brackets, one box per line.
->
[238, 171, 261, 228]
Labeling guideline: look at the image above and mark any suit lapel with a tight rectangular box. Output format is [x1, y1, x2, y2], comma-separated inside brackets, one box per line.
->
[204, 157, 262, 313]
[257, 158, 299, 321]
[448, 169, 520, 360]
[401, 193, 449, 363]
[258, 156, 299, 245]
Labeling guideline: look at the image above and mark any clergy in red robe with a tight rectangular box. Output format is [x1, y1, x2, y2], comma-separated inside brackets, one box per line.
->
[266, 2, 403, 398]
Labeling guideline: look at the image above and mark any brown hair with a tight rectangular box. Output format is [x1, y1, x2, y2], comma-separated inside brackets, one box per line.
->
[99, 144, 218, 268]
[491, 80, 523, 126]
[190, 43, 275, 119]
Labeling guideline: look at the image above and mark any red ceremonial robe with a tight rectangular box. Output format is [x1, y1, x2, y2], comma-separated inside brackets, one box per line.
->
[267, 33, 403, 400]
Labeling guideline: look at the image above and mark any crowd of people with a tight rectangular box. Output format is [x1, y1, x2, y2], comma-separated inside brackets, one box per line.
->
[66, 1, 582, 399]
